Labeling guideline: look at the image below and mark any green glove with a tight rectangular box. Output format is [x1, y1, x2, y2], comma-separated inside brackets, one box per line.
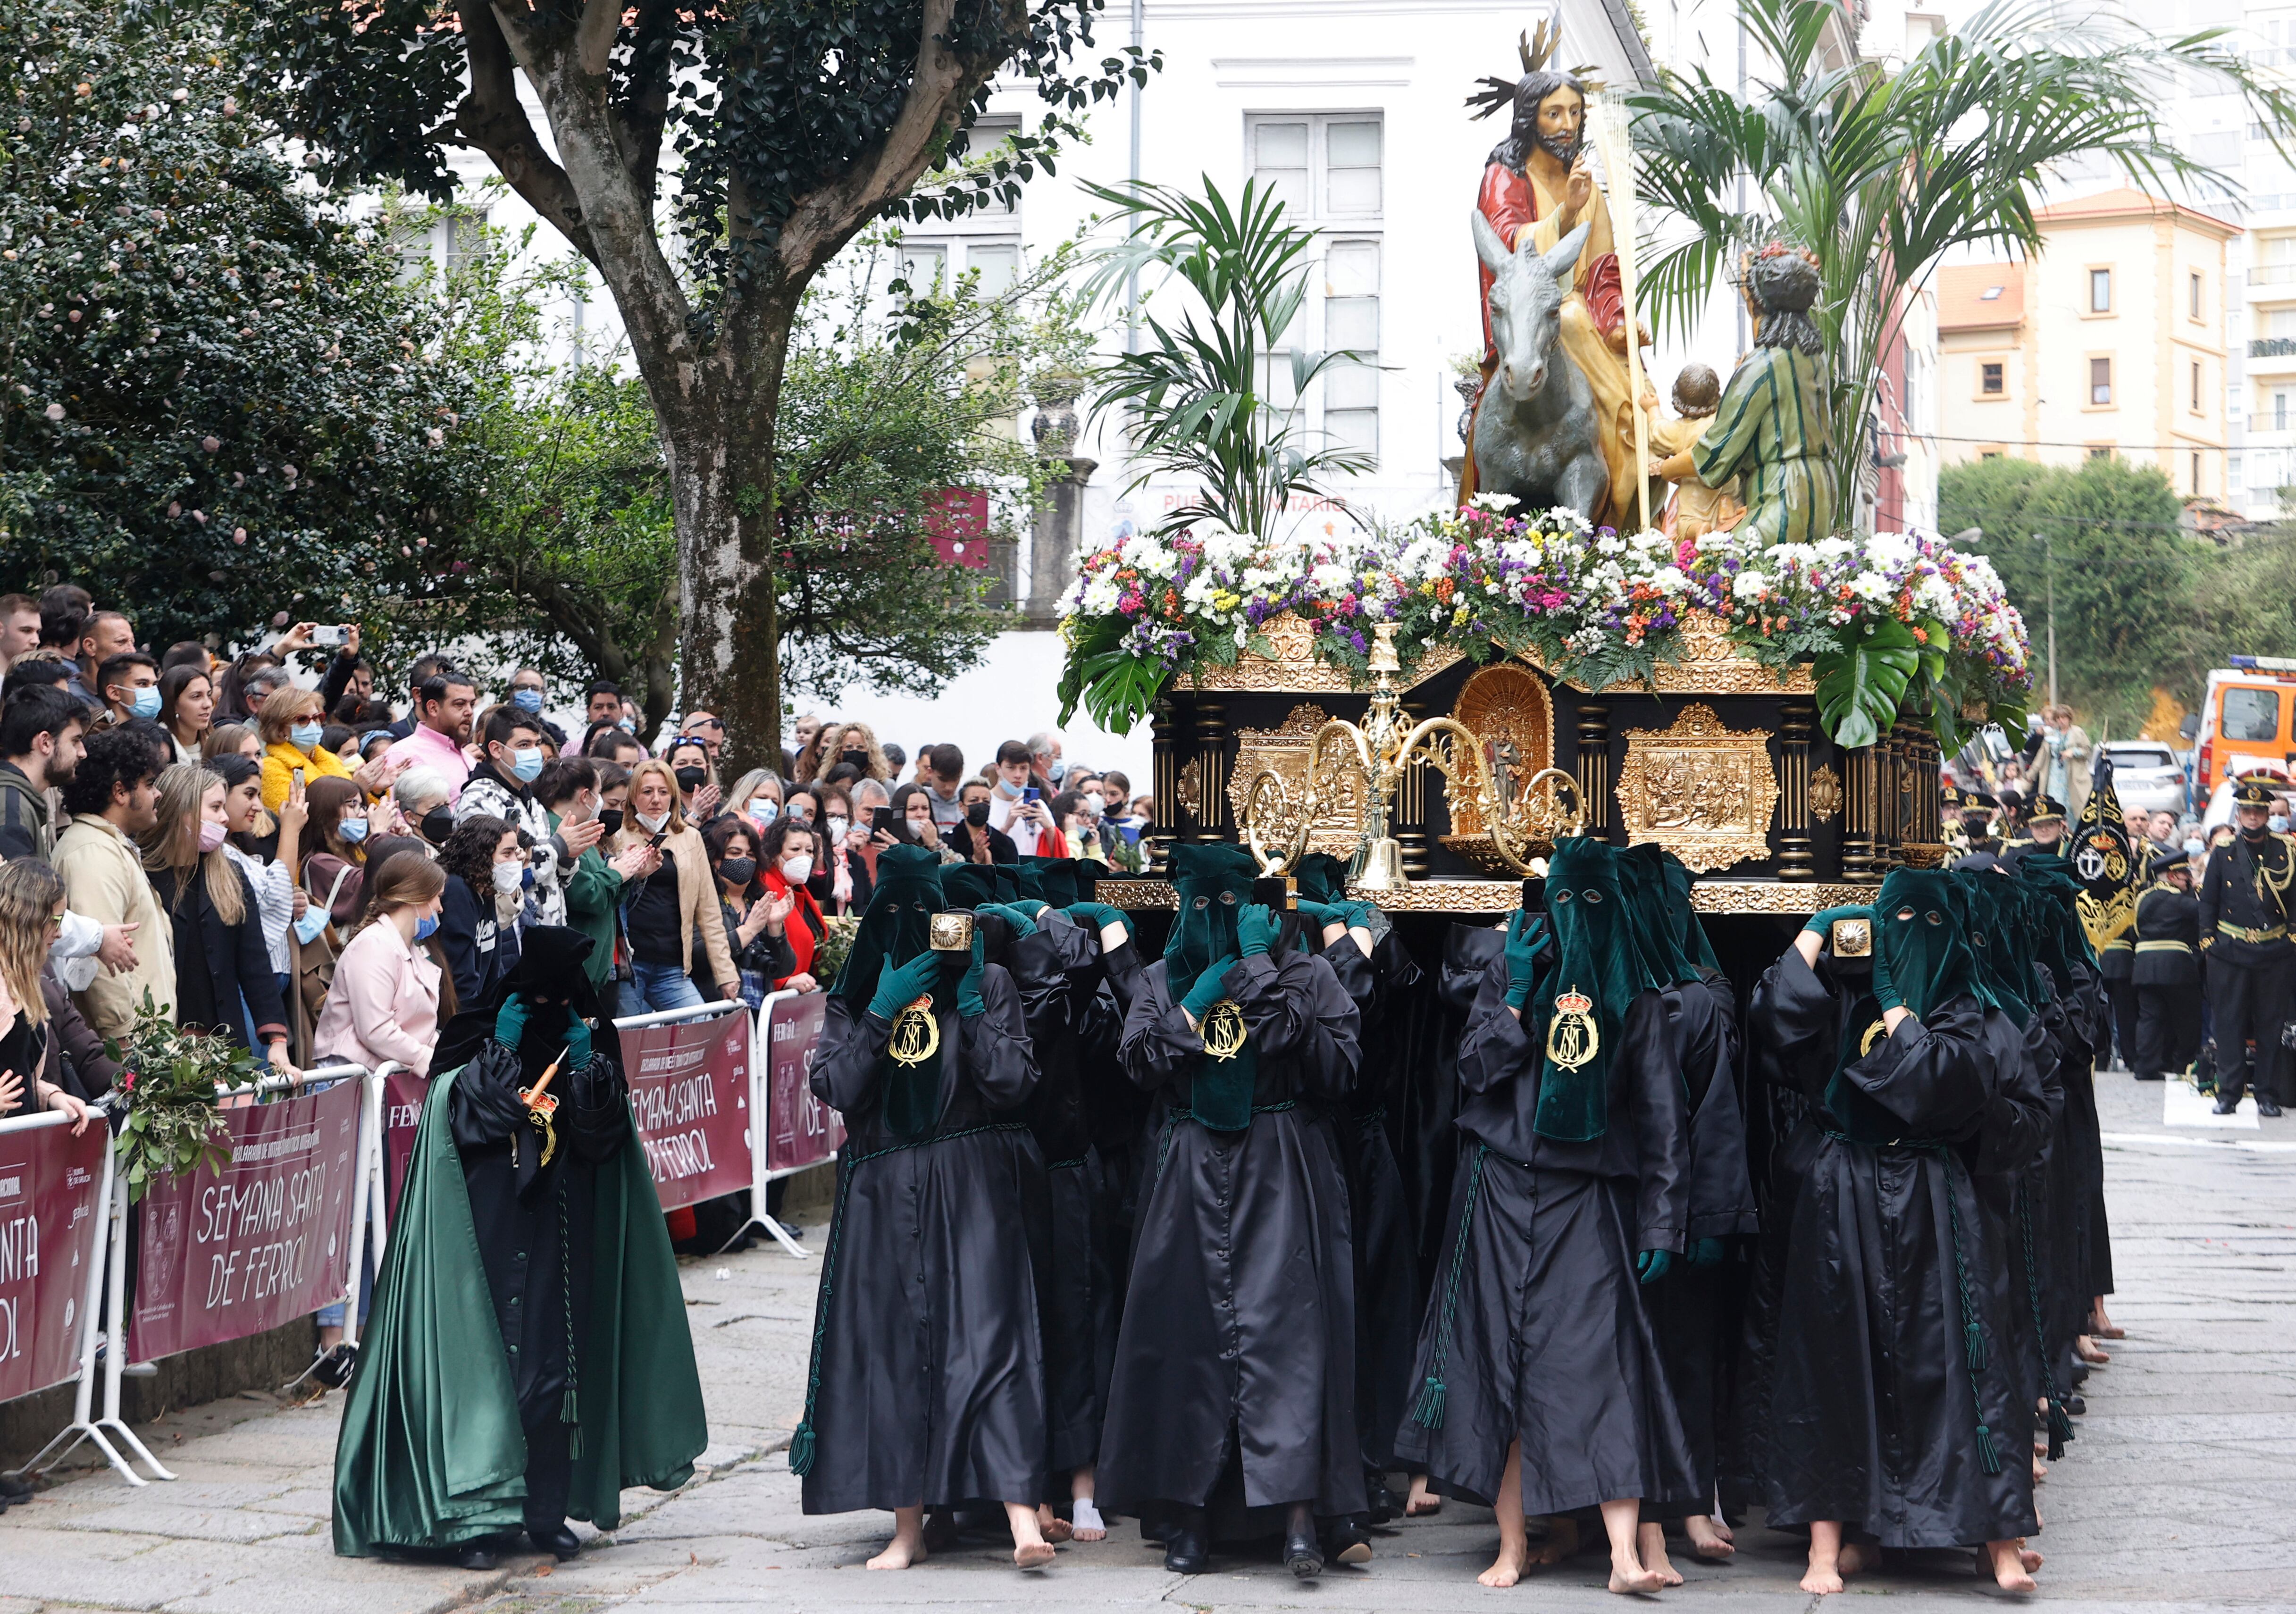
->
[868, 952, 940, 1021]
[1295, 899, 1344, 928]
[1334, 900, 1380, 932]
[955, 927, 988, 1019]
[980, 902, 1037, 938]
[494, 992, 529, 1052]
[1011, 897, 1049, 919]
[562, 1014, 594, 1070]
[1685, 1237, 1724, 1268]
[1063, 900, 1131, 938]
[1236, 903, 1279, 958]
[1503, 908, 1542, 1010]
[1180, 957, 1238, 1022]
[1870, 935, 1902, 1013]
[1802, 903, 1872, 938]
[1636, 1248, 1673, 1285]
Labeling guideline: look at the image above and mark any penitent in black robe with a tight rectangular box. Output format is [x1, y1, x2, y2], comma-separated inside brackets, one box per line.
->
[1641, 968, 1755, 1521]
[798, 965, 1049, 1515]
[1098, 948, 1365, 1518]
[1393, 963, 1694, 1515]
[1398, 924, 1504, 1313]
[1745, 957, 2047, 1548]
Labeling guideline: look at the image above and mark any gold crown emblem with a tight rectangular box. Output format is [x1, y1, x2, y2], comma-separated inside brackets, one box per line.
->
[1555, 988, 1593, 1017]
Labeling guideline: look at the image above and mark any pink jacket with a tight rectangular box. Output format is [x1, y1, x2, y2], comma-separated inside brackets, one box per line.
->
[384, 722, 472, 803]
[313, 921, 443, 1078]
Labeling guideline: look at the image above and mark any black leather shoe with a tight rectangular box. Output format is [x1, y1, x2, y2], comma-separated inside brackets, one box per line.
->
[1284, 1526, 1324, 1578]
[2064, 1393, 2087, 1416]
[528, 1522, 581, 1561]
[2260, 1097, 2284, 1117]
[922, 1507, 961, 1552]
[1324, 1517, 1373, 1565]
[0, 1472, 30, 1500]
[2134, 1070, 2164, 1081]
[1363, 1470, 1396, 1524]
[2214, 1094, 2245, 1114]
[1162, 1515, 1209, 1574]
[454, 1543, 500, 1571]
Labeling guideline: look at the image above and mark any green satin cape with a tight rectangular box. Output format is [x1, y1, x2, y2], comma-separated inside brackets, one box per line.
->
[332, 1066, 708, 1555]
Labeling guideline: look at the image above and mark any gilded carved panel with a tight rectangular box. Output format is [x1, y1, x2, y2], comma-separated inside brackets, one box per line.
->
[1225, 702, 1366, 856]
[1614, 703, 1781, 874]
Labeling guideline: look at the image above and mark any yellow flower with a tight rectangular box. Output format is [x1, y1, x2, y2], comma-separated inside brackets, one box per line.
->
[1211, 589, 1241, 612]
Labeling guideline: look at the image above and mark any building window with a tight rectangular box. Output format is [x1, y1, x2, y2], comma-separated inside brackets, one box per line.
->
[1247, 112, 1385, 467]
[2194, 360, 2204, 412]
[2232, 453, 2244, 493]
[880, 116, 1025, 300]
[1980, 361, 2004, 396]
[2193, 449, 2203, 492]
[1978, 447, 2004, 460]
[2090, 355, 2112, 406]
[2087, 444, 2114, 460]
[2278, 392, 2288, 432]
[2191, 270, 2204, 320]
[2089, 267, 2112, 313]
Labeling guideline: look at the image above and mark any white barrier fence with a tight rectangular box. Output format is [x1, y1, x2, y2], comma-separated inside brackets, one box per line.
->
[6, 992, 839, 1489]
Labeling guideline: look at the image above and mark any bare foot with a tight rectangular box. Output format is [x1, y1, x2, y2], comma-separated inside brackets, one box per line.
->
[1986, 1538, 2036, 1591]
[1609, 1558, 1667, 1594]
[866, 1535, 926, 1570]
[1530, 1515, 1580, 1565]
[1479, 1537, 1530, 1588]
[1637, 1522, 1684, 1587]
[1800, 1562, 1844, 1595]
[1014, 1540, 1055, 1569]
[2076, 1335, 2111, 1365]
[1684, 1514, 1735, 1560]
[2033, 1453, 2048, 1482]
[1035, 1505, 1074, 1544]
[1405, 1473, 1443, 1516]
[1069, 1498, 1106, 1543]
[2091, 1299, 2124, 1339]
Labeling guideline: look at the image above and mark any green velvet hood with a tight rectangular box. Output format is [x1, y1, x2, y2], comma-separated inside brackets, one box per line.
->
[1875, 868, 1989, 1021]
[1659, 851, 1721, 974]
[939, 862, 1001, 910]
[1294, 853, 1350, 907]
[1952, 868, 2034, 1028]
[1019, 856, 1085, 909]
[831, 842, 946, 1137]
[1164, 842, 1261, 1002]
[1530, 837, 1659, 1143]
[1619, 843, 1700, 987]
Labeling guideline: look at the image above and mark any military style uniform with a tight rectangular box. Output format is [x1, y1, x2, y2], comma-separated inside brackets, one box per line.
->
[1944, 785, 2002, 856]
[2131, 853, 2202, 1083]
[2001, 793, 2069, 860]
[2198, 781, 2296, 1112]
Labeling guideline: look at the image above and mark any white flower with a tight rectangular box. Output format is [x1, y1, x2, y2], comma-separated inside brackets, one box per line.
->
[1812, 536, 1854, 560]
[1850, 570, 1892, 604]
[1733, 570, 1770, 599]
[1468, 491, 1519, 513]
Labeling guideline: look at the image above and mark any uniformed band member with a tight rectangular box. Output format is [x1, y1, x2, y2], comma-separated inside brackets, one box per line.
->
[2199, 775, 2296, 1115]
[1945, 786, 2002, 855]
[2006, 794, 2069, 853]
[2132, 849, 2203, 1084]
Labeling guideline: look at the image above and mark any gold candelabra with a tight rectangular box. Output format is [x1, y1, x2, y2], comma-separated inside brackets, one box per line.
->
[1242, 622, 1584, 888]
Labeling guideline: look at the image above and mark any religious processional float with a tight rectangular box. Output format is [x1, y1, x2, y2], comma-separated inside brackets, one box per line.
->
[1056, 30, 2034, 947]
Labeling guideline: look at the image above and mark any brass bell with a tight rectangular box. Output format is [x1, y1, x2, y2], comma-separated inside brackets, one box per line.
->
[1355, 836, 1410, 892]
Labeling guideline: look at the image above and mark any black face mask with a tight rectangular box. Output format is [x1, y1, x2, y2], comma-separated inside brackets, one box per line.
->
[965, 800, 991, 827]
[718, 856, 756, 887]
[840, 748, 869, 769]
[420, 806, 455, 845]
[596, 808, 624, 837]
[674, 765, 707, 793]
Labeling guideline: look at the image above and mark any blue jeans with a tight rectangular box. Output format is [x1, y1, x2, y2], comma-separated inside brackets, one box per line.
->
[628, 959, 706, 1015]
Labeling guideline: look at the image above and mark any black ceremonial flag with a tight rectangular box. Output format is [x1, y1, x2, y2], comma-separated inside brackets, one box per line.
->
[2070, 753, 2138, 954]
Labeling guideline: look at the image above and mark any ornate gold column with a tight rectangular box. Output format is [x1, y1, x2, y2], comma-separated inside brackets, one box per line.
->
[1576, 702, 1611, 837]
[1776, 699, 1815, 879]
[1193, 698, 1228, 844]
[1397, 693, 1432, 878]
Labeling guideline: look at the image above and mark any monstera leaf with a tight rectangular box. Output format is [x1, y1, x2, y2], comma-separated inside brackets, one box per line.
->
[1056, 616, 1171, 735]
[1813, 619, 1920, 751]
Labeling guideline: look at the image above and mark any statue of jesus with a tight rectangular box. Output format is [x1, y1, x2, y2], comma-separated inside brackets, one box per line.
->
[1461, 50, 1654, 528]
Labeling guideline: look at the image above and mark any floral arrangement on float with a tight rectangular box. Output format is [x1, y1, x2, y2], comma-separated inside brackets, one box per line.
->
[1055, 497, 2030, 751]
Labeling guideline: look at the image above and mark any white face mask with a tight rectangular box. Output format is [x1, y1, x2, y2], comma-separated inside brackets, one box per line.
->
[635, 808, 670, 834]
[491, 859, 526, 895]
[780, 853, 814, 884]
[826, 815, 849, 840]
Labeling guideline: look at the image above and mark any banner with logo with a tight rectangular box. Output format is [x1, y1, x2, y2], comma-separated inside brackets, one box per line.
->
[128, 1082, 362, 1362]
[764, 992, 843, 1173]
[620, 1007, 754, 1212]
[381, 1070, 429, 1221]
[0, 1122, 108, 1403]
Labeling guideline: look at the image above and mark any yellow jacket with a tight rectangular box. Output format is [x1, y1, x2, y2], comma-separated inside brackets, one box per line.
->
[261, 739, 353, 812]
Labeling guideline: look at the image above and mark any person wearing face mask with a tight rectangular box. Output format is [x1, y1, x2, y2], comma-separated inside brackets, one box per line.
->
[806, 784, 875, 917]
[724, 768, 783, 834]
[136, 764, 298, 1078]
[505, 667, 569, 751]
[1049, 790, 1103, 865]
[209, 754, 307, 1048]
[755, 815, 826, 993]
[538, 757, 656, 1022]
[315, 854, 450, 1078]
[2131, 848, 2203, 1084]
[665, 736, 721, 825]
[97, 649, 163, 732]
[2198, 774, 2296, 1116]
[804, 719, 890, 786]
[458, 708, 567, 928]
[937, 779, 1015, 866]
[616, 760, 736, 1014]
[701, 816, 796, 1010]
[258, 688, 360, 811]
[1099, 845, 1364, 1579]
[436, 815, 526, 1010]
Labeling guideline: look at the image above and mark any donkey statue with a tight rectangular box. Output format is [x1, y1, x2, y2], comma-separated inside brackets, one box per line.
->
[1469, 213, 1609, 522]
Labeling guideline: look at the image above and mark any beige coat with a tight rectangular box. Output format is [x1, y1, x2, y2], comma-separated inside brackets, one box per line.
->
[53, 813, 176, 1040]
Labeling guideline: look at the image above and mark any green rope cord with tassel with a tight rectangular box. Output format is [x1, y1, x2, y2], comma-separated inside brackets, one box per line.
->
[1412, 1143, 1489, 1432]
[2016, 1175, 2076, 1460]
[786, 1121, 1031, 1479]
[557, 1172, 582, 1460]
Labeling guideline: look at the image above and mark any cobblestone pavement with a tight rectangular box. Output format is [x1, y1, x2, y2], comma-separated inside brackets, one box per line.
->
[3, 1069, 2291, 1614]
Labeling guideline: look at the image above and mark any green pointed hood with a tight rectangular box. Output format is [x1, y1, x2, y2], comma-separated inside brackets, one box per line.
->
[1875, 868, 1990, 1020]
[1020, 856, 1084, 909]
[1529, 837, 1657, 1142]
[1164, 842, 1259, 1002]
[832, 843, 944, 1010]
[1952, 868, 2032, 1027]
[1619, 843, 1700, 987]
[1658, 851, 1720, 974]
[939, 863, 1001, 911]
[1294, 853, 1350, 907]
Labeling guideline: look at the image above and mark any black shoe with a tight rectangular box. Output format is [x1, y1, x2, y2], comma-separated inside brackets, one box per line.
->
[0, 1472, 31, 1500]
[1364, 1470, 1396, 1524]
[1163, 1513, 1209, 1574]
[454, 1543, 500, 1571]
[527, 1522, 581, 1561]
[922, 1507, 961, 1552]
[2064, 1393, 2087, 1416]
[2261, 1097, 2284, 1117]
[1284, 1525, 1324, 1578]
[2214, 1094, 2245, 1114]
[1324, 1517, 1374, 1566]
[313, 1342, 358, 1390]
[2134, 1069, 2165, 1081]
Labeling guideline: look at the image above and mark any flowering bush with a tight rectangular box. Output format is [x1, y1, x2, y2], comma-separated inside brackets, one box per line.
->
[1056, 499, 2030, 747]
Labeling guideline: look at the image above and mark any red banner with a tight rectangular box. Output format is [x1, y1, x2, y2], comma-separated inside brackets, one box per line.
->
[128, 1083, 362, 1361]
[620, 1008, 754, 1212]
[925, 487, 990, 569]
[765, 993, 844, 1172]
[0, 1121, 108, 1403]
[382, 1070, 429, 1221]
